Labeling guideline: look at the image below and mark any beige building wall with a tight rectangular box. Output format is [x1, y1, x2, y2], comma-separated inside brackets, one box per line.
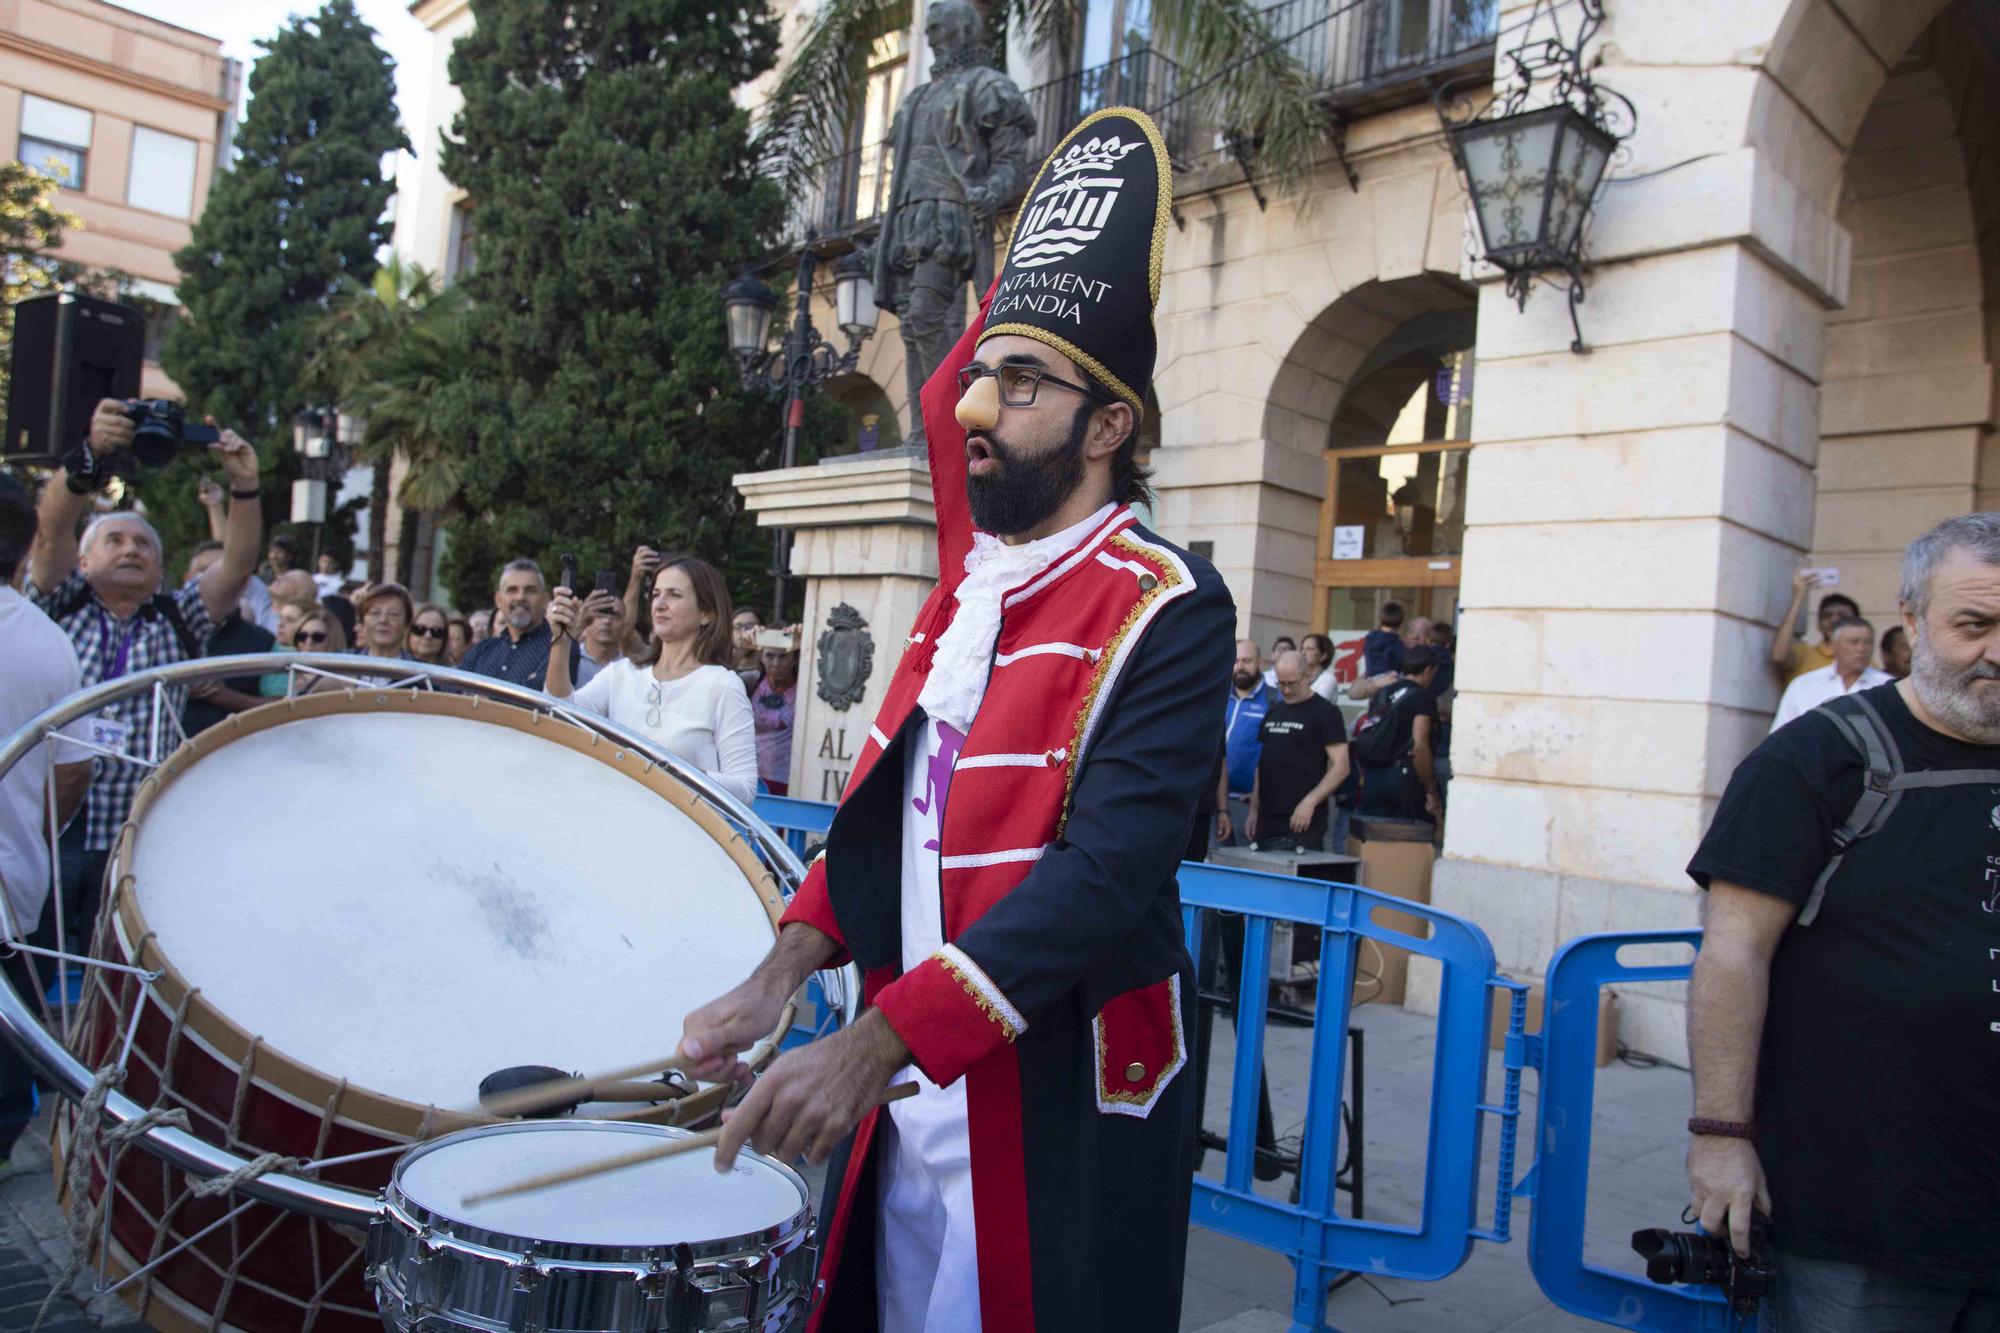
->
[1810, 16, 1999, 623]
[0, 0, 237, 398]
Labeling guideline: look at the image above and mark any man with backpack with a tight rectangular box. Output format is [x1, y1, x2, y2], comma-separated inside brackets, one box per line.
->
[1351, 645, 1442, 820]
[27, 398, 263, 951]
[1685, 514, 2000, 1330]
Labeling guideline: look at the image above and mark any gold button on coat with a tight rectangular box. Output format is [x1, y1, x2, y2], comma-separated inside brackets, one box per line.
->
[1125, 1061, 1147, 1082]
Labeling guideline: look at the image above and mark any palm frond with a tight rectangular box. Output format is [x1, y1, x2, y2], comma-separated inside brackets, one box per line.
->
[996, 0, 1077, 69]
[755, 0, 902, 197]
[1149, 0, 1330, 194]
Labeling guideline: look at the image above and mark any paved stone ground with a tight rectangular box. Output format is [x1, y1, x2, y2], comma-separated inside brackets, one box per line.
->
[1183, 1000, 1693, 1332]
[0, 1104, 140, 1332]
[0, 999, 1689, 1332]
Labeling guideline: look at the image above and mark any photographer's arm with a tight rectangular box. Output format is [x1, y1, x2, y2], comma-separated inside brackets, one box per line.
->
[29, 399, 133, 596]
[198, 429, 263, 626]
[1687, 881, 1794, 1257]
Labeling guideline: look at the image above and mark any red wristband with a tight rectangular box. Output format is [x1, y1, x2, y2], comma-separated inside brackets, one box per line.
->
[1688, 1117, 1755, 1141]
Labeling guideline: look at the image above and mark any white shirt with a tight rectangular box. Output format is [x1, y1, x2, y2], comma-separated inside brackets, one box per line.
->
[568, 659, 757, 804]
[312, 572, 343, 598]
[1771, 663, 1893, 733]
[1309, 666, 1338, 702]
[0, 587, 93, 936]
[877, 507, 1113, 1331]
[878, 714, 981, 1333]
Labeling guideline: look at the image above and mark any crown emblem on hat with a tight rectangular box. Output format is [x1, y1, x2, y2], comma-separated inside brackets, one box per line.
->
[1048, 133, 1145, 179]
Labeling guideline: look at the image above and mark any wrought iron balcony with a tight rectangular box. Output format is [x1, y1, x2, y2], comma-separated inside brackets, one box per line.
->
[1266, 0, 1497, 106]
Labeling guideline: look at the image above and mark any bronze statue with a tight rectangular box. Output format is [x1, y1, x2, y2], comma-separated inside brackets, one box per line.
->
[871, 0, 1036, 448]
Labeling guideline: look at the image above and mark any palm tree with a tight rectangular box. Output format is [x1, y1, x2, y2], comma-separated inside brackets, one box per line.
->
[306, 257, 470, 588]
[757, 0, 1329, 200]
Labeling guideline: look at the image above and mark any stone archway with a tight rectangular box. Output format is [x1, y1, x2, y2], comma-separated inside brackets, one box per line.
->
[1803, 4, 1999, 621]
[1146, 145, 1474, 642]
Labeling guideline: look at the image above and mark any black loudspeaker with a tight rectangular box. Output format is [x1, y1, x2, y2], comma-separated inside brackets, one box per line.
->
[4, 291, 145, 462]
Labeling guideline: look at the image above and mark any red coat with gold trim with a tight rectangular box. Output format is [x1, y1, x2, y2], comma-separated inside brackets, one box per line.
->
[781, 298, 1234, 1332]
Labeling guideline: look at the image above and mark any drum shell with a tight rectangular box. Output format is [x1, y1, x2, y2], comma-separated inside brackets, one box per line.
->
[62, 689, 795, 1333]
[366, 1123, 816, 1333]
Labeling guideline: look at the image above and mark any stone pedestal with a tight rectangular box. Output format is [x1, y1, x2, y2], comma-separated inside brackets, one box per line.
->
[734, 454, 940, 805]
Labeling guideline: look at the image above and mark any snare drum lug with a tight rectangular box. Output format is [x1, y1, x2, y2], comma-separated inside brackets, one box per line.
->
[511, 1261, 547, 1294]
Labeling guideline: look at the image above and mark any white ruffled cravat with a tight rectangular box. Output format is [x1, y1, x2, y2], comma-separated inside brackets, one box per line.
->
[916, 504, 1116, 733]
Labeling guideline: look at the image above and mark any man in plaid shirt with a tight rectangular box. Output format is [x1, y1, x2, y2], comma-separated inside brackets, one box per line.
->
[26, 398, 262, 947]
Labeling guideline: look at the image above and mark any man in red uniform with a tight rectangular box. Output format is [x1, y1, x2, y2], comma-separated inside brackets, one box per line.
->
[681, 108, 1232, 1332]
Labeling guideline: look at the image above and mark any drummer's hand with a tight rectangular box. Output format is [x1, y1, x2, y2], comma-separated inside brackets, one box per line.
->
[679, 972, 790, 1083]
[713, 1011, 908, 1171]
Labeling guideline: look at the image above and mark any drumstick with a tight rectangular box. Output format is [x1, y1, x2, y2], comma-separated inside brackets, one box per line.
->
[460, 1082, 920, 1207]
[474, 1054, 692, 1119]
[474, 1000, 800, 1120]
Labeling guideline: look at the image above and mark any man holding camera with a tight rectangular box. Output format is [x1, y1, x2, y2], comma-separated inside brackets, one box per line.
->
[1686, 514, 2000, 1330]
[25, 398, 261, 949]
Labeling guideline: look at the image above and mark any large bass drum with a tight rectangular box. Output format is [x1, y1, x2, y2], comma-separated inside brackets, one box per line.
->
[61, 687, 796, 1332]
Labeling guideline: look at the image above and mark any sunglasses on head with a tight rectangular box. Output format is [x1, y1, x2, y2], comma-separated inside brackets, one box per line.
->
[410, 624, 446, 639]
[297, 630, 329, 645]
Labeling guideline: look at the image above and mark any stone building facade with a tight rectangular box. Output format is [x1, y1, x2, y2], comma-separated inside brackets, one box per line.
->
[398, 0, 1999, 1056]
[0, 0, 240, 397]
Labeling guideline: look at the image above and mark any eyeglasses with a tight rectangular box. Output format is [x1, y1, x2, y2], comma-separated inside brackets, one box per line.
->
[297, 631, 329, 645]
[410, 624, 446, 639]
[956, 362, 1106, 408]
[645, 681, 663, 729]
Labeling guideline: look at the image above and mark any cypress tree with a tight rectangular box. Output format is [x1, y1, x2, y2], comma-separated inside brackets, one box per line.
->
[152, 0, 406, 564]
[437, 0, 794, 612]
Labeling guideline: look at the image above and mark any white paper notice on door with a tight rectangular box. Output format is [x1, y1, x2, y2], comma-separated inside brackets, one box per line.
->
[1332, 525, 1365, 560]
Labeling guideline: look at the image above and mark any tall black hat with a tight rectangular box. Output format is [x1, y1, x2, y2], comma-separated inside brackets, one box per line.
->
[976, 107, 1172, 414]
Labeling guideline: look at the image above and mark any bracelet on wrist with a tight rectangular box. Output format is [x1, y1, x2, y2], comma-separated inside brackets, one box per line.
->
[229, 486, 260, 500]
[1688, 1117, 1756, 1141]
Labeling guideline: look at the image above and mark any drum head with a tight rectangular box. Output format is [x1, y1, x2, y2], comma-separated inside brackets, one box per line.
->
[118, 694, 782, 1118]
[397, 1122, 805, 1247]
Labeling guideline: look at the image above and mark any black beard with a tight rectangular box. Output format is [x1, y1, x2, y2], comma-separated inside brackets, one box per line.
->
[1232, 670, 1259, 691]
[965, 403, 1089, 537]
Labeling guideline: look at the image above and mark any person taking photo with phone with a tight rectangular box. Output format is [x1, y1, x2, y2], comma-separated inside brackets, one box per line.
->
[544, 553, 757, 805]
[1772, 566, 1860, 684]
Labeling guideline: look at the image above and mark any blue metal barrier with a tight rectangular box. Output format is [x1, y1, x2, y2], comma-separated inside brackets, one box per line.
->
[1523, 930, 1747, 1332]
[752, 795, 839, 1047]
[1179, 861, 1530, 1332]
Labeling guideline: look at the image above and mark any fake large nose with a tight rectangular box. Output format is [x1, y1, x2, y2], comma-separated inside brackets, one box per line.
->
[955, 374, 1000, 432]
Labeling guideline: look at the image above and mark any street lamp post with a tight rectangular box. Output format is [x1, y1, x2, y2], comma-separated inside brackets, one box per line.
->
[1435, 0, 1635, 353]
[290, 406, 336, 563]
[724, 230, 878, 621]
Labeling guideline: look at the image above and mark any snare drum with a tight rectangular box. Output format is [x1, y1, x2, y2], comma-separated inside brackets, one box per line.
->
[367, 1121, 815, 1332]
[61, 688, 797, 1332]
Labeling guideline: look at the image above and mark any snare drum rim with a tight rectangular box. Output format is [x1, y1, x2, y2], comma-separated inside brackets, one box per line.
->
[107, 688, 793, 1142]
[381, 1119, 813, 1267]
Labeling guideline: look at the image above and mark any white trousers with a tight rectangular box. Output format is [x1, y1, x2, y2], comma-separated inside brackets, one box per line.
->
[874, 1069, 982, 1333]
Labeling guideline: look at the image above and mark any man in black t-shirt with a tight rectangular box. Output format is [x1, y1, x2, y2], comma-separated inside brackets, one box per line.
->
[1247, 650, 1347, 850]
[1685, 515, 2000, 1331]
[1355, 645, 1441, 820]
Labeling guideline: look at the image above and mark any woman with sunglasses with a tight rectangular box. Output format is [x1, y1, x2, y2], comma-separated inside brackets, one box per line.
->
[408, 603, 451, 667]
[293, 611, 347, 653]
[545, 553, 757, 806]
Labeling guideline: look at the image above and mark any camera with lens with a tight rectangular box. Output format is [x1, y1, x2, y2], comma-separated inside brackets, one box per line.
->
[120, 398, 220, 469]
[60, 398, 220, 493]
[1631, 1213, 1775, 1316]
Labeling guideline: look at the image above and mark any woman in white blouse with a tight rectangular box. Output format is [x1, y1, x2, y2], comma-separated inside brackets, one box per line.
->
[544, 554, 759, 806]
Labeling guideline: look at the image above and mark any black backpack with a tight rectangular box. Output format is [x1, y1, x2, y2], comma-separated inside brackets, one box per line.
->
[1349, 680, 1418, 769]
[1801, 692, 2000, 925]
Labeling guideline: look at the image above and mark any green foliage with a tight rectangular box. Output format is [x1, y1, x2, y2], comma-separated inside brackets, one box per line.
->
[436, 0, 791, 613]
[308, 257, 473, 582]
[0, 162, 81, 410]
[151, 0, 407, 567]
